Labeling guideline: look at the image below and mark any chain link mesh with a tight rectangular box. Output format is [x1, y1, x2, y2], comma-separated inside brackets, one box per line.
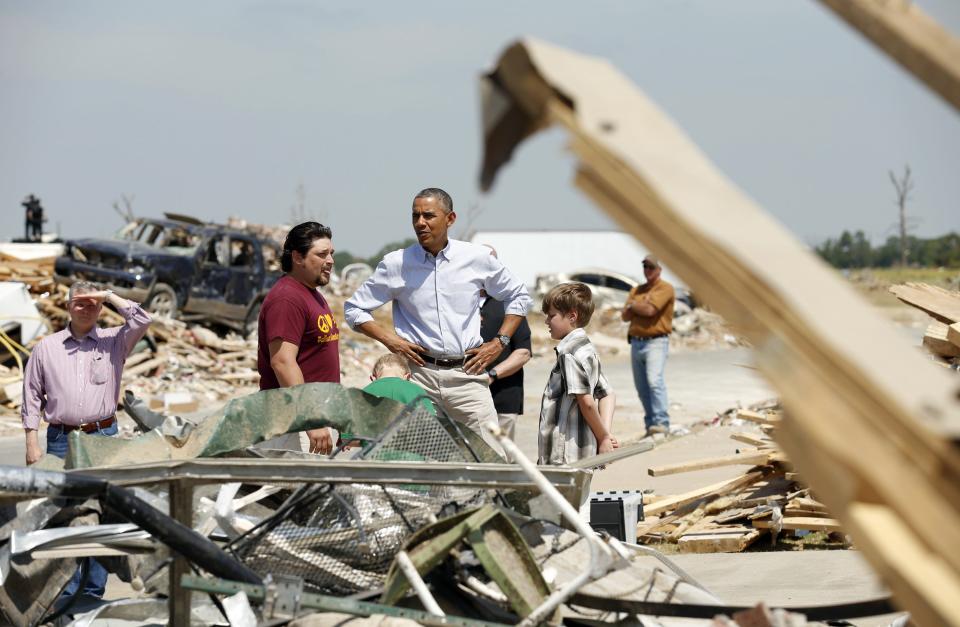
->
[228, 404, 489, 594]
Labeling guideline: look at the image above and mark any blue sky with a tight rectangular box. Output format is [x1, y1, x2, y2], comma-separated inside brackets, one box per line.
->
[2, 1, 959, 256]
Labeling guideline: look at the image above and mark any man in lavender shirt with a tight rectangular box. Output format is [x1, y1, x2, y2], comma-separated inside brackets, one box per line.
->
[21, 280, 151, 602]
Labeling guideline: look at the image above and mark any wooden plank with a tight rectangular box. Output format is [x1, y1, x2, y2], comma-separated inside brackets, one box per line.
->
[922, 323, 960, 358]
[216, 371, 260, 382]
[889, 283, 960, 325]
[124, 351, 155, 369]
[736, 409, 779, 425]
[169, 482, 193, 627]
[818, 0, 960, 113]
[844, 502, 960, 627]
[783, 508, 832, 518]
[643, 470, 763, 517]
[789, 496, 828, 513]
[948, 322, 960, 351]
[647, 451, 770, 477]
[479, 39, 960, 625]
[753, 516, 843, 533]
[730, 432, 774, 448]
[677, 526, 761, 554]
[121, 356, 167, 380]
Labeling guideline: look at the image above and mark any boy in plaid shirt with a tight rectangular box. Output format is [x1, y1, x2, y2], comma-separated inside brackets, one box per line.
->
[538, 282, 618, 465]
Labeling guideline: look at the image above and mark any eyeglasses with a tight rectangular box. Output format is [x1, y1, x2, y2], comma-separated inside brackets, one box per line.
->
[643, 264, 656, 270]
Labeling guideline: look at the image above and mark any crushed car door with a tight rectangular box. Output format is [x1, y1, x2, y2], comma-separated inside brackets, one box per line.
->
[188, 234, 231, 317]
[222, 236, 261, 317]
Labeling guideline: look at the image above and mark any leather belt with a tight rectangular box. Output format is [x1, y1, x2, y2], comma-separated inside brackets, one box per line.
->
[421, 354, 468, 368]
[53, 416, 116, 434]
[629, 333, 670, 341]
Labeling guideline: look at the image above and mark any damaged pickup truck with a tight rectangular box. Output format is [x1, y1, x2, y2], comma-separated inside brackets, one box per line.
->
[54, 215, 282, 333]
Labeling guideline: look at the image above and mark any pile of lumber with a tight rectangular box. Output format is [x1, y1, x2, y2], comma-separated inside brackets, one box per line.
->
[636, 408, 842, 553]
[1, 286, 382, 419]
[890, 282, 960, 364]
[0, 254, 56, 294]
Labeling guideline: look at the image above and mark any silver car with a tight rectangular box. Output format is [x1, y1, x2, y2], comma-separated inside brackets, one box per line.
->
[534, 267, 694, 315]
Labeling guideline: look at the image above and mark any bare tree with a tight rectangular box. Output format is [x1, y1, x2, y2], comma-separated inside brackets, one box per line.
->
[290, 182, 307, 224]
[453, 199, 486, 242]
[112, 194, 136, 223]
[889, 165, 914, 267]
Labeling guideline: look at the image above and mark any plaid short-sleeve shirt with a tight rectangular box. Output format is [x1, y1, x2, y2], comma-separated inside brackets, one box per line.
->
[538, 328, 611, 465]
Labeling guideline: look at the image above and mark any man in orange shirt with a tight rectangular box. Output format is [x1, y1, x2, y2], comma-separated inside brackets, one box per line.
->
[621, 255, 675, 436]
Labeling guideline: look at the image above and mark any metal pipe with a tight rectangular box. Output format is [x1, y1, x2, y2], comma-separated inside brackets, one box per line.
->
[396, 550, 445, 617]
[0, 465, 261, 585]
[484, 425, 623, 626]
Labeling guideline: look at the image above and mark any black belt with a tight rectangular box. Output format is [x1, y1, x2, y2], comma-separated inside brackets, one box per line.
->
[629, 333, 670, 341]
[52, 415, 117, 434]
[420, 354, 468, 368]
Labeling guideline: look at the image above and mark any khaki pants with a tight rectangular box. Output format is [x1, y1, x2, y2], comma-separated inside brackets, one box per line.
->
[497, 413, 518, 441]
[409, 362, 506, 458]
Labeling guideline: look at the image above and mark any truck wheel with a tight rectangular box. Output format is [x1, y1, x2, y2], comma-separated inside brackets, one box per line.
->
[244, 301, 262, 341]
[146, 284, 178, 318]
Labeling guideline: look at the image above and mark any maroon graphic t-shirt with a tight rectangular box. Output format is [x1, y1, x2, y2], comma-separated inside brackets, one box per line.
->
[257, 275, 340, 390]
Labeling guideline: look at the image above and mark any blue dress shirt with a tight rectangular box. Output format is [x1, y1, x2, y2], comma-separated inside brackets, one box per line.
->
[344, 239, 532, 357]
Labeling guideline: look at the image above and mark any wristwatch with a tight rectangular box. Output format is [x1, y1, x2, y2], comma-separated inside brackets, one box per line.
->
[496, 334, 511, 348]
[487, 368, 499, 380]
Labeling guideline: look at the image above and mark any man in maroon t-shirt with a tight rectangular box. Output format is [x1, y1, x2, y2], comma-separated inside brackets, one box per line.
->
[257, 221, 340, 454]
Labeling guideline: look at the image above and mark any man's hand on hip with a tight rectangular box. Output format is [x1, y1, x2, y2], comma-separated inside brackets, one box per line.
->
[307, 427, 334, 455]
[465, 340, 504, 375]
[384, 334, 426, 366]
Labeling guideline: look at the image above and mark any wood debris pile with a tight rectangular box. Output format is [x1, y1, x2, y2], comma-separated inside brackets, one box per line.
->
[890, 282, 960, 367]
[1, 284, 384, 423]
[0, 251, 57, 295]
[636, 407, 843, 554]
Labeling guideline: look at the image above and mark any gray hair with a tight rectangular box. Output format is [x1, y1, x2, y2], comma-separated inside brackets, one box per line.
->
[68, 280, 101, 302]
[413, 188, 453, 214]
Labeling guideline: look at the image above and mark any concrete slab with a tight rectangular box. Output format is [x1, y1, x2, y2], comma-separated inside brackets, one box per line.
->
[670, 550, 905, 626]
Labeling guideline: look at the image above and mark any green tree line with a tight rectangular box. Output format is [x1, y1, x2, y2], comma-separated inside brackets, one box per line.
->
[816, 231, 960, 269]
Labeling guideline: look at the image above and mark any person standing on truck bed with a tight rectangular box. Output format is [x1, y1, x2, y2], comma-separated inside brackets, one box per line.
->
[256, 221, 340, 454]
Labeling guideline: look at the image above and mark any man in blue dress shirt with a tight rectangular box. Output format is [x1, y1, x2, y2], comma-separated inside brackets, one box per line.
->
[344, 188, 531, 456]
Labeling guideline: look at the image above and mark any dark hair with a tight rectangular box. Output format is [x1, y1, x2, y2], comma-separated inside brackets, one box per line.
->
[413, 188, 453, 214]
[281, 221, 332, 272]
[541, 282, 595, 327]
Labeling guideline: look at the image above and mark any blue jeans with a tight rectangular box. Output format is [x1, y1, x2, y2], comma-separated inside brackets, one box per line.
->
[47, 421, 118, 600]
[630, 336, 670, 429]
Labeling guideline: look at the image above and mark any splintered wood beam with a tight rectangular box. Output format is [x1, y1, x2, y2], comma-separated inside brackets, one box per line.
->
[647, 452, 770, 477]
[677, 526, 761, 554]
[753, 517, 843, 533]
[818, 0, 960, 113]
[730, 432, 774, 448]
[643, 471, 764, 517]
[479, 38, 960, 626]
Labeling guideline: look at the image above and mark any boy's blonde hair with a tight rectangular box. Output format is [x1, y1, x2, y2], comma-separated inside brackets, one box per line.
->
[372, 353, 410, 378]
[541, 282, 595, 327]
